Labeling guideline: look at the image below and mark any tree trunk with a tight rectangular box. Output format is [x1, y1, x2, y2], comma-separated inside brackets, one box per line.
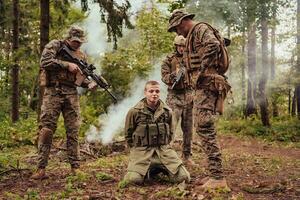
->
[245, 22, 257, 117]
[241, 30, 246, 117]
[272, 96, 279, 117]
[296, 0, 300, 118]
[270, 23, 275, 80]
[288, 88, 291, 115]
[258, 11, 270, 126]
[292, 88, 296, 116]
[11, 0, 19, 123]
[296, 84, 300, 119]
[37, 0, 50, 120]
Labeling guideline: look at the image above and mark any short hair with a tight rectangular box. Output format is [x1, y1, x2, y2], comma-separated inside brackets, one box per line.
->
[144, 80, 160, 91]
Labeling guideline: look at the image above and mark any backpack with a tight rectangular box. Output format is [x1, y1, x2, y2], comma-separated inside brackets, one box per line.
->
[187, 22, 230, 75]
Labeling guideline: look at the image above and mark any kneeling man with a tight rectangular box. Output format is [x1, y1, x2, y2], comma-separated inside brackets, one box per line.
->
[123, 80, 190, 185]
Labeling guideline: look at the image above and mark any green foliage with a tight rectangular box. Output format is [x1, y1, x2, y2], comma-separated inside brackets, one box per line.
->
[24, 188, 40, 200]
[99, 6, 173, 101]
[0, 112, 37, 148]
[95, 172, 113, 181]
[218, 117, 300, 144]
[3, 192, 23, 200]
[155, 186, 187, 199]
[118, 179, 130, 189]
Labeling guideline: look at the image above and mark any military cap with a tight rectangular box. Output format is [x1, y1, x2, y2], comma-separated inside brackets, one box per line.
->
[67, 26, 87, 43]
[168, 9, 195, 32]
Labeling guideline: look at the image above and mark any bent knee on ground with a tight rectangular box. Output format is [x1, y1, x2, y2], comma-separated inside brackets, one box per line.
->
[171, 165, 191, 183]
[123, 171, 144, 185]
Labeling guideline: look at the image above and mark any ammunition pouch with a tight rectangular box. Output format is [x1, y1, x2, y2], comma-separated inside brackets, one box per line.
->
[189, 52, 202, 70]
[47, 69, 77, 88]
[39, 69, 49, 87]
[198, 74, 231, 114]
[133, 122, 170, 147]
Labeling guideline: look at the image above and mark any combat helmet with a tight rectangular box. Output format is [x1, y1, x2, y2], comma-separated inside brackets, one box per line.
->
[173, 35, 186, 46]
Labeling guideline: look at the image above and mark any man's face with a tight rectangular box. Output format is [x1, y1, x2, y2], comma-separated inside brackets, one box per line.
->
[68, 40, 82, 50]
[144, 84, 160, 105]
[176, 45, 185, 55]
[175, 20, 189, 37]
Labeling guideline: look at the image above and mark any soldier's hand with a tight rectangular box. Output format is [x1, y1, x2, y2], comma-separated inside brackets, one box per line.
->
[88, 81, 97, 91]
[170, 71, 177, 79]
[68, 62, 82, 74]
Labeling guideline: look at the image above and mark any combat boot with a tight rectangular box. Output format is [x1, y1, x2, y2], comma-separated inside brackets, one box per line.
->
[200, 178, 231, 191]
[30, 168, 49, 180]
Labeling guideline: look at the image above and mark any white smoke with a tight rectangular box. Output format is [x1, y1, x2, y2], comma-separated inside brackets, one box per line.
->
[86, 62, 168, 144]
[73, 0, 151, 56]
[72, 1, 169, 143]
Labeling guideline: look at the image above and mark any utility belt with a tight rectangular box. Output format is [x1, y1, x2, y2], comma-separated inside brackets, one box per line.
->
[47, 80, 76, 89]
[133, 122, 170, 147]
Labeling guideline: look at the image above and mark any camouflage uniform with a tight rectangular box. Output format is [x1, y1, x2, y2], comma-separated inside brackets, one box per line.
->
[161, 52, 193, 158]
[37, 27, 91, 169]
[168, 11, 231, 180]
[123, 98, 190, 184]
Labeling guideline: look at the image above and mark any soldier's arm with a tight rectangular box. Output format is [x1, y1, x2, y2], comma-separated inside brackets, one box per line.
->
[124, 108, 137, 147]
[194, 25, 220, 69]
[161, 55, 175, 86]
[40, 40, 70, 71]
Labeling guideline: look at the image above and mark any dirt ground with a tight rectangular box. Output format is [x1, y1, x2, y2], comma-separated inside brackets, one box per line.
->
[0, 134, 299, 200]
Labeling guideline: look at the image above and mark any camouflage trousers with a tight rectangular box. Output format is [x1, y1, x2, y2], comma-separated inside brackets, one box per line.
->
[193, 88, 223, 179]
[37, 88, 81, 169]
[166, 90, 193, 157]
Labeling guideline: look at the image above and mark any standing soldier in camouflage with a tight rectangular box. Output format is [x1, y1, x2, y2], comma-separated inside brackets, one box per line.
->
[168, 10, 231, 190]
[161, 35, 195, 166]
[122, 81, 190, 185]
[31, 26, 97, 179]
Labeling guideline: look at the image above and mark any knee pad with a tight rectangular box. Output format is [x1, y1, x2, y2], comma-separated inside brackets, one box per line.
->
[38, 127, 53, 145]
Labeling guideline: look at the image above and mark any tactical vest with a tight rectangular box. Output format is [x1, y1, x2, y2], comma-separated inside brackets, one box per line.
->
[132, 109, 171, 147]
[41, 41, 86, 88]
[184, 23, 231, 114]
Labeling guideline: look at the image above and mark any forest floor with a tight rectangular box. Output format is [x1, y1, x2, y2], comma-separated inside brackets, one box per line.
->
[0, 133, 299, 200]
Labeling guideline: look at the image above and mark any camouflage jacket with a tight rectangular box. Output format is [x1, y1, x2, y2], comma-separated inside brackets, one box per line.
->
[40, 39, 90, 94]
[125, 98, 173, 147]
[125, 98, 182, 175]
[185, 22, 221, 88]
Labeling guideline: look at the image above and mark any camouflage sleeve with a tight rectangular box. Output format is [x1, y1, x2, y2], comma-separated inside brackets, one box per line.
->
[124, 108, 137, 147]
[161, 55, 175, 85]
[195, 25, 220, 69]
[40, 39, 69, 71]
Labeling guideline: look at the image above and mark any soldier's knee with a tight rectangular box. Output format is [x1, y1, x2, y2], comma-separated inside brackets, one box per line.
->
[172, 165, 190, 183]
[38, 127, 53, 145]
[123, 171, 144, 185]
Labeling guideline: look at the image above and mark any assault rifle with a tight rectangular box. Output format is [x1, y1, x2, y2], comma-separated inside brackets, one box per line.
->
[59, 44, 117, 103]
[171, 60, 186, 90]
